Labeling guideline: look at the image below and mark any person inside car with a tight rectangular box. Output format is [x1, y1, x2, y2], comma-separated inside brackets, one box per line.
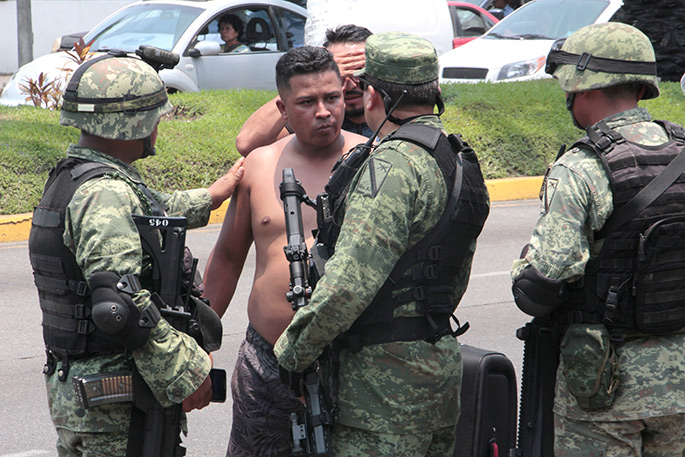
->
[219, 14, 250, 53]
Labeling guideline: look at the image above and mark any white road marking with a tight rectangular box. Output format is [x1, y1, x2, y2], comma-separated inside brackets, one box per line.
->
[0, 451, 51, 457]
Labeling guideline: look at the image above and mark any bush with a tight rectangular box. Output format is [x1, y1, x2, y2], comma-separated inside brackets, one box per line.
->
[1, 81, 684, 215]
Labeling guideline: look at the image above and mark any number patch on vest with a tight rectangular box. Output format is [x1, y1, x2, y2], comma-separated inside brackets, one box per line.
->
[357, 158, 392, 198]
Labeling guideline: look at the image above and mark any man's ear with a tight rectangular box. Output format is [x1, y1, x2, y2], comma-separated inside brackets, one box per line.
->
[276, 98, 288, 122]
[365, 85, 381, 112]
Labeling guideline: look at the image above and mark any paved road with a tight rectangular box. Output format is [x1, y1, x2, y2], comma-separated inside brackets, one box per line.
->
[0, 198, 540, 457]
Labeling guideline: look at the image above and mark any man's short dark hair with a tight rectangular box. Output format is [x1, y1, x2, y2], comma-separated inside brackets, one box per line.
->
[364, 75, 440, 109]
[219, 14, 244, 37]
[323, 24, 373, 47]
[276, 46, 341, 93]
[601, 83, 642, 101]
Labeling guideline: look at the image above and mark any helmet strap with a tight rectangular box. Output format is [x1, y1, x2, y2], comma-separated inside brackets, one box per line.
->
[386, 93, 445, 126]
[141, 136, 156, 159]
[565, 93, 583, 130]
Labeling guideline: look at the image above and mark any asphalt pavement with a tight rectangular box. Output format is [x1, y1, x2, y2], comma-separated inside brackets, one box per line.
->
[0, 198, 542, 456]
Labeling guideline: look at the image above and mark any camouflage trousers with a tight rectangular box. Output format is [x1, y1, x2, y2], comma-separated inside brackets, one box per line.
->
[331, 423, 456, 457]
[56, 427, 127, 457]
[555, 413, 685, 457]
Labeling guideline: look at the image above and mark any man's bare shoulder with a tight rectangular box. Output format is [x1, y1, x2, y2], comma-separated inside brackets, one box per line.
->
[245, 138, 287, 164]
[241, 136, 294, 182]
[341, 130, 369, 152]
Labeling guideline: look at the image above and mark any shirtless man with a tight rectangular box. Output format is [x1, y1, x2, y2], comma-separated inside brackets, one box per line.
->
[234, 24, 373, 156]
[203, 46, 366, 457]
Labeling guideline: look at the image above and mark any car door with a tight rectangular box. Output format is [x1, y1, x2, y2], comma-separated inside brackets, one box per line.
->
[450, 4, 497, 48]
[185, 5, 306, 91]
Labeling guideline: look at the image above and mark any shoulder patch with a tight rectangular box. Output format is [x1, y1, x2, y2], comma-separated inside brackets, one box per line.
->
[543, 177, 559, 214]
[356, 158, 393, 198]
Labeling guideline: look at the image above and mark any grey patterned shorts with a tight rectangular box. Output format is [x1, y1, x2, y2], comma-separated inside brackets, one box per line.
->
[227, 325, 305, 457]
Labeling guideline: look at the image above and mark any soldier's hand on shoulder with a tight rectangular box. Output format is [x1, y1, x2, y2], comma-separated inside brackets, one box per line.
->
[208, 157, 246, 210]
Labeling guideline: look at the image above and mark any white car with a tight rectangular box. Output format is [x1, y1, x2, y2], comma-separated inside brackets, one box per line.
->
[304, 0, 455, 56]
[0, 0, 309, 106]
[439, 0, 623, 83]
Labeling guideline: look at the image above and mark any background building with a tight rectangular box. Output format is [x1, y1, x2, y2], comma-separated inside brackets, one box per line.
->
[1, 0, 133, 74]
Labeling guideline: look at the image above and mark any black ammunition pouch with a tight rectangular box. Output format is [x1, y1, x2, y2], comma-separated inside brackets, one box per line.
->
[633, 214, 685, 333]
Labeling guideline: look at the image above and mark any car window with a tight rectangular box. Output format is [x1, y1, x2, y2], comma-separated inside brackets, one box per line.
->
[193, 7, 281, 53]
[86, 4, 203, 52]
[273, 7, 306, 49]
[486, 0, 607, 40]
[460, 9, 493, 36]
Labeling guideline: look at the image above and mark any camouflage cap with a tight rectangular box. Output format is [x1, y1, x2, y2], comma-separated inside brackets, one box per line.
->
[354, 31, 438, 84]
[60, 56, 172, 140]
[552, 22, 659, 99]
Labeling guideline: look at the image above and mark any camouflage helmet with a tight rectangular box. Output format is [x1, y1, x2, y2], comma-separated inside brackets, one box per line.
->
[60, 54, 173, 140]
[354, 31, 438, 84]
[546, 22, 659, 99]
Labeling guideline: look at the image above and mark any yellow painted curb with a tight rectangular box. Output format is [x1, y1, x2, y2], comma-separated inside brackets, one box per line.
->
[0, 212, 33, 243]
[208, 198, 230, 225]
[0, 200, 232, 244]
[0, 177, 543, 243]
[486, 176, 543, 202]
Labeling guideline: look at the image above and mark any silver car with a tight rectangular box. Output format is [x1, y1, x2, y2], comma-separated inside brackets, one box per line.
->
[0, 0, 308, 106]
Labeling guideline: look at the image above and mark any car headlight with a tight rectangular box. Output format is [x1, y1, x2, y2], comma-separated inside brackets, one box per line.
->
[497, 56, 546, 81]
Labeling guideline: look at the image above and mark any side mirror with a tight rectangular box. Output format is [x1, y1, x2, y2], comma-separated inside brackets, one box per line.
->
[489, 8, 506, 20]
[51, 32, 87, 52]
[188, 40, 221, 58]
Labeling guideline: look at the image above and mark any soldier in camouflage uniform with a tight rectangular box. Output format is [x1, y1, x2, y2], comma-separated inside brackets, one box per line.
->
[511, 22, 685, 456]
[274, 32, 489, 456]
[29, 55, 244, 456]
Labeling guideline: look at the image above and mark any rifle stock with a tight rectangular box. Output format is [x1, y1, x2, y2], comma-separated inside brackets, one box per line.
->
[279, 168, 333, 457]
[511, 317, 560, 457]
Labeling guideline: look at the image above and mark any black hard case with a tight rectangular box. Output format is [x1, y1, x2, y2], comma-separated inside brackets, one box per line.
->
[453, 344, 518, 457]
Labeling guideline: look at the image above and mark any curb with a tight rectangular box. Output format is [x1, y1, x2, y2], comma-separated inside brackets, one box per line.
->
[0, 176, 542, 243]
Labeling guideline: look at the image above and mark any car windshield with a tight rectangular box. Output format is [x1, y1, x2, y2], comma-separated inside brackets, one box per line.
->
[484, 0, 609, 40]
[84, 3, 204, 52]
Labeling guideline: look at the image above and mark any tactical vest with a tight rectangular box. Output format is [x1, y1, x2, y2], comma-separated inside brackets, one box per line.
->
[561, 120, 685, 339]
[318, 122, 490, 350]
[28, 157, 152, 369]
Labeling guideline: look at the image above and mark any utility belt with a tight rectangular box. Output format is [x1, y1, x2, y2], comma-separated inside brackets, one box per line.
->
[340, 314, 464, 353]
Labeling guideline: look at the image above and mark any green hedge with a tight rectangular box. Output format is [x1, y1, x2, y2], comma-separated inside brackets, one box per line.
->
[1, 80, 684, 215]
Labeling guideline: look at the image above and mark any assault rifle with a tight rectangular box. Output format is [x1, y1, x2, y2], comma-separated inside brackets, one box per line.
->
[279, 168, 334, 457]
[510, 316, 560, 457]
[126, 215, 224, 457]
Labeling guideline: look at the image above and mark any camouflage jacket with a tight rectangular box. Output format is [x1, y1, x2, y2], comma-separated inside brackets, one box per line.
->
[275, 115, 474, 433]
[47, 145, 212, 433]
[512, 108, 685, 421]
